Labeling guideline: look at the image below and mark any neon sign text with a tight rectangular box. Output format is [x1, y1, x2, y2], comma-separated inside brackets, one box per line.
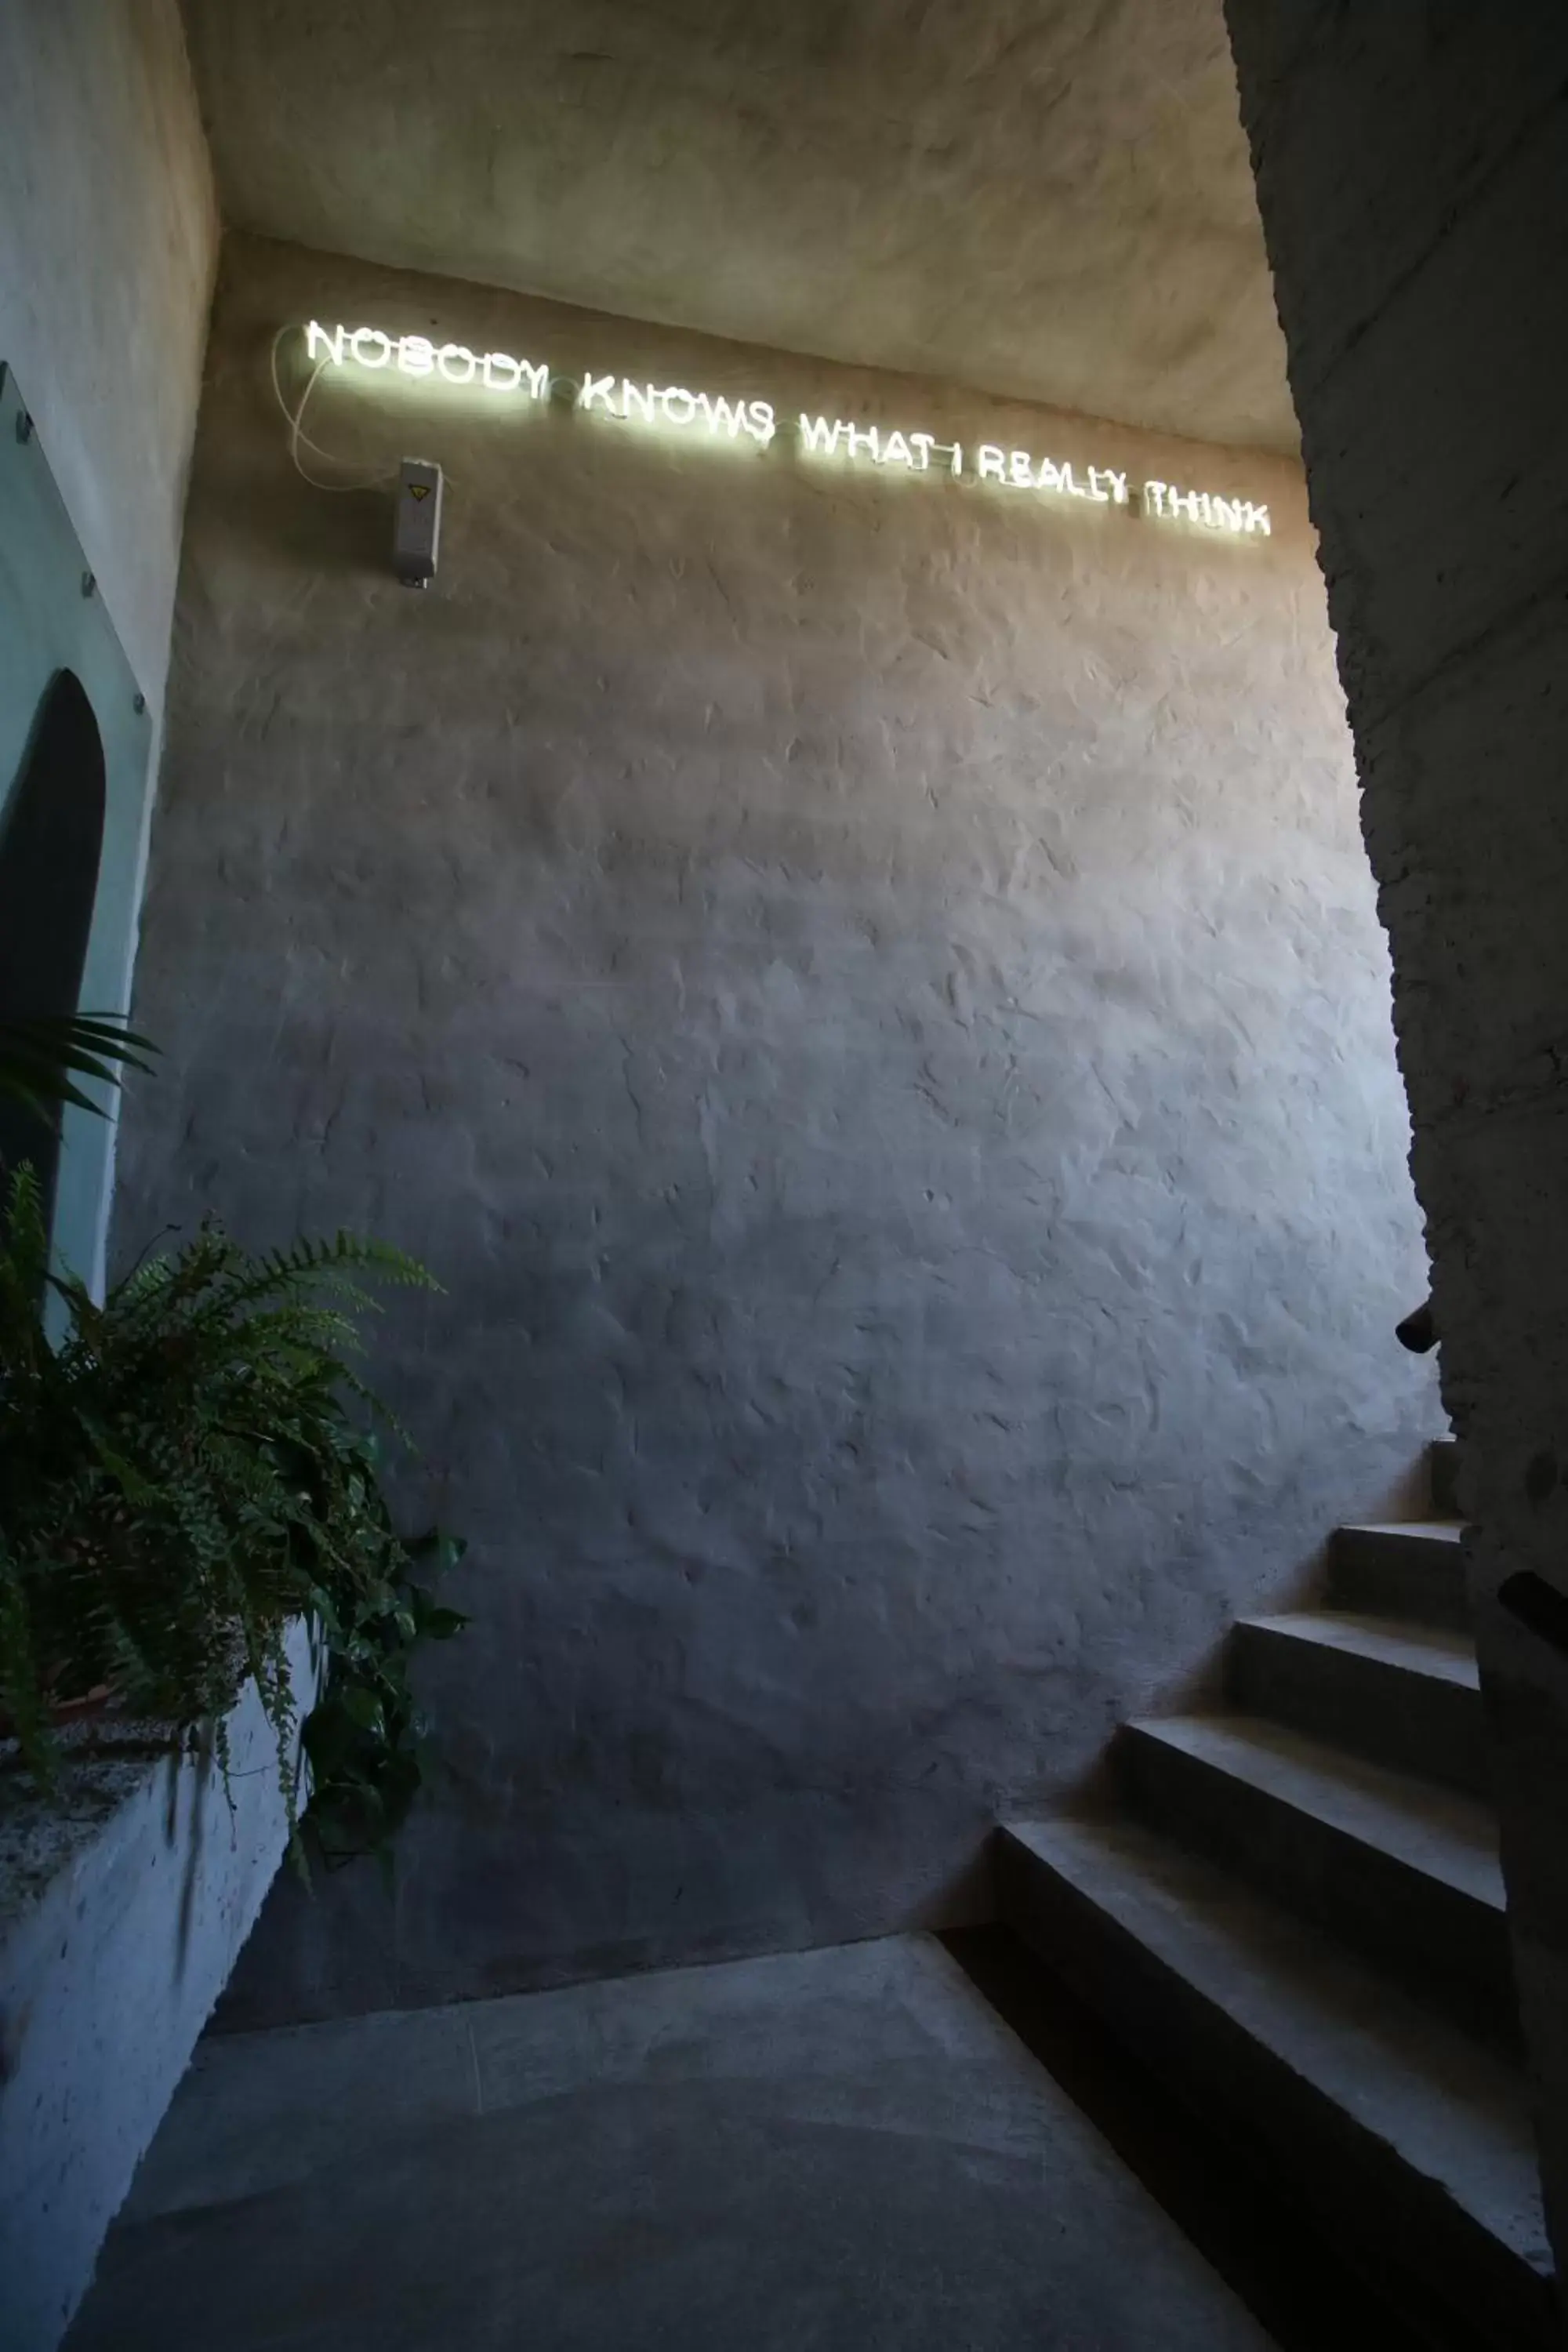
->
[975, 445, 1128, 503]
[306, 320, 549, 398]
[798, 416, 964, 474]
[301, 322, 1272, 538]
[1143, 480, 1272, 536]
[578, 375, 776, 445]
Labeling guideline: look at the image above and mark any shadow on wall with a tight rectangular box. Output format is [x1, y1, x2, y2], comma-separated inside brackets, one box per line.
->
[1067, 1409, 1444, 1812]
[0, 670, 108, 1219]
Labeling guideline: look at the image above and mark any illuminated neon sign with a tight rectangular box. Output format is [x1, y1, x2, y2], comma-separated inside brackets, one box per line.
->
[303, 322, 1272, 537]
[766, 416, 1267, 537]
[798, 415, 963, 474]
[1141, 480, 1271, 535]
[305, 319, 550, 398]
[579, 374, 776, 445]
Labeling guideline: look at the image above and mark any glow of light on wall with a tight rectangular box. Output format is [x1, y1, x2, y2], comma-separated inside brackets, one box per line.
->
[300, 322, 1272, 539]
[579, 374, 776, 445]
[974, 443, 1127, 505]
[306, 320, 550, 399]
[797, 415, 964, 475]
[1142, 479, 1272, 537]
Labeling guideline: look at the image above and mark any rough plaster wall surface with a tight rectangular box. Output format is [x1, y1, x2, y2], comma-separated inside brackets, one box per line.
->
[117, 233, 1439, 2025]
[1225, 0, 1568, 2290]
[179, 0, 1297, 454]
[0, 0, 216, 717]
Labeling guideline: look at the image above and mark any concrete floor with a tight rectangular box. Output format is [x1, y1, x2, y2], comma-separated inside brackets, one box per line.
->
[65, 1933, 1276, 2351]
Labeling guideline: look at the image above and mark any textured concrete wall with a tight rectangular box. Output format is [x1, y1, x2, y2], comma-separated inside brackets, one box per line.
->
[1225, 0, 1568, 2290]
[118, 233, 1439, 2024]
[0, 0, 216, 717]
[180, 0, 1295, 453]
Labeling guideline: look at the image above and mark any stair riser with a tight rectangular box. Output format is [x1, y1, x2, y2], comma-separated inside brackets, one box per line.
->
[1328, 1527, 1471, 1632]
[996, 1829, 1555, 2352]
[1227, 1625, 1490, 1798]
[1430, 1441, 1463, 1520]
[1116, 1729, 1518, 2049]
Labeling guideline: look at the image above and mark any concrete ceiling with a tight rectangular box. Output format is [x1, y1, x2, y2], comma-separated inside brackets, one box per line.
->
[180, 0, 1298, 452]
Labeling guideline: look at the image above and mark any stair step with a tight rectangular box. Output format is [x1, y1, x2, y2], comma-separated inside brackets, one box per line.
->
[1430, 1439, 1463, 1520]
[997, 1815, 1555, 2350]
[1117, 1714, 1515, 2045]
[1229, 1610, 1488, 1795]
[1328, 1520, 1469, 1631]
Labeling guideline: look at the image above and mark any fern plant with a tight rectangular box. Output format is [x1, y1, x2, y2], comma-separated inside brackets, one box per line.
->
[0, 1009, 158, 1127]
[0, 1166, 469, 1861]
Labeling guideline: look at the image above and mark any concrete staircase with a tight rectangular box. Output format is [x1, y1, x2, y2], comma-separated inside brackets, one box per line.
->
[998, 1442, 1558, 2350]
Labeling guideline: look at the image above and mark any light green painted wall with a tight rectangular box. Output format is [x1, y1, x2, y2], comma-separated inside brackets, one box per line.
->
[0, 0, 216, 1290]
[0, 0, 216, 721]
[0, 368, 153, 1292]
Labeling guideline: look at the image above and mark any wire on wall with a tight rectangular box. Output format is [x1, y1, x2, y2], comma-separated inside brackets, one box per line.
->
[269, 327, 401, 494]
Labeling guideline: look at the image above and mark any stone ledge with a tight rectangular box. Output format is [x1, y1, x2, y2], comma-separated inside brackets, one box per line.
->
[0, 1617, 319, 2352]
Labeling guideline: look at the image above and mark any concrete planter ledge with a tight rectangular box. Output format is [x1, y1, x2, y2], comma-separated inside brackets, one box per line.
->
[0, 1617, 317, 2352]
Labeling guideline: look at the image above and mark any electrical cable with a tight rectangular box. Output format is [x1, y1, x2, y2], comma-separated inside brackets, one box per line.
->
[269, 327, 401, 494]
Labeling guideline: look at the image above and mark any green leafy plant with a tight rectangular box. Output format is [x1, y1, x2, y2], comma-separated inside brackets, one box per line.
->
[303, 1519, 469, 1864]
[0, 1009, 158, 1127]
[0, 1163, 470, 1864]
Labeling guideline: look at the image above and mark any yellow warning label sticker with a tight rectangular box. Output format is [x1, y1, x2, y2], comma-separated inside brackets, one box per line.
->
[408, 484, 431, 502]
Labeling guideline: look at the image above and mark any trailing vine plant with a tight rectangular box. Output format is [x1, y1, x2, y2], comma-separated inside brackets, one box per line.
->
[0, 1163, 470, 1864]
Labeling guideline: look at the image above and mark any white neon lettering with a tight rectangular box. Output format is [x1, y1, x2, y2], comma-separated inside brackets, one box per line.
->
[1142, 477, 1271, 535]
[697, 393, 748, 438]
[471, 344, 543, 394]
[302, 321, 1266, 542]
[580, 382, 775, 443]
[913, 436, 962, 475]
[312, 322, 546, 394]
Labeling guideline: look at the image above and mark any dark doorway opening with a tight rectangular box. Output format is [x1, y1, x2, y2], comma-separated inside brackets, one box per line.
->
[0, 669, 108, 1221]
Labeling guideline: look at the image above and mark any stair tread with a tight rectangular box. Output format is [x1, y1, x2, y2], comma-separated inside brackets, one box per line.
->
[1237, 1610, 1479, 1688]
[1001, 1813, 1550, 2275]
[1345, 1519, 1463, 1544]
[1127, 1713, 1503, 1907]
